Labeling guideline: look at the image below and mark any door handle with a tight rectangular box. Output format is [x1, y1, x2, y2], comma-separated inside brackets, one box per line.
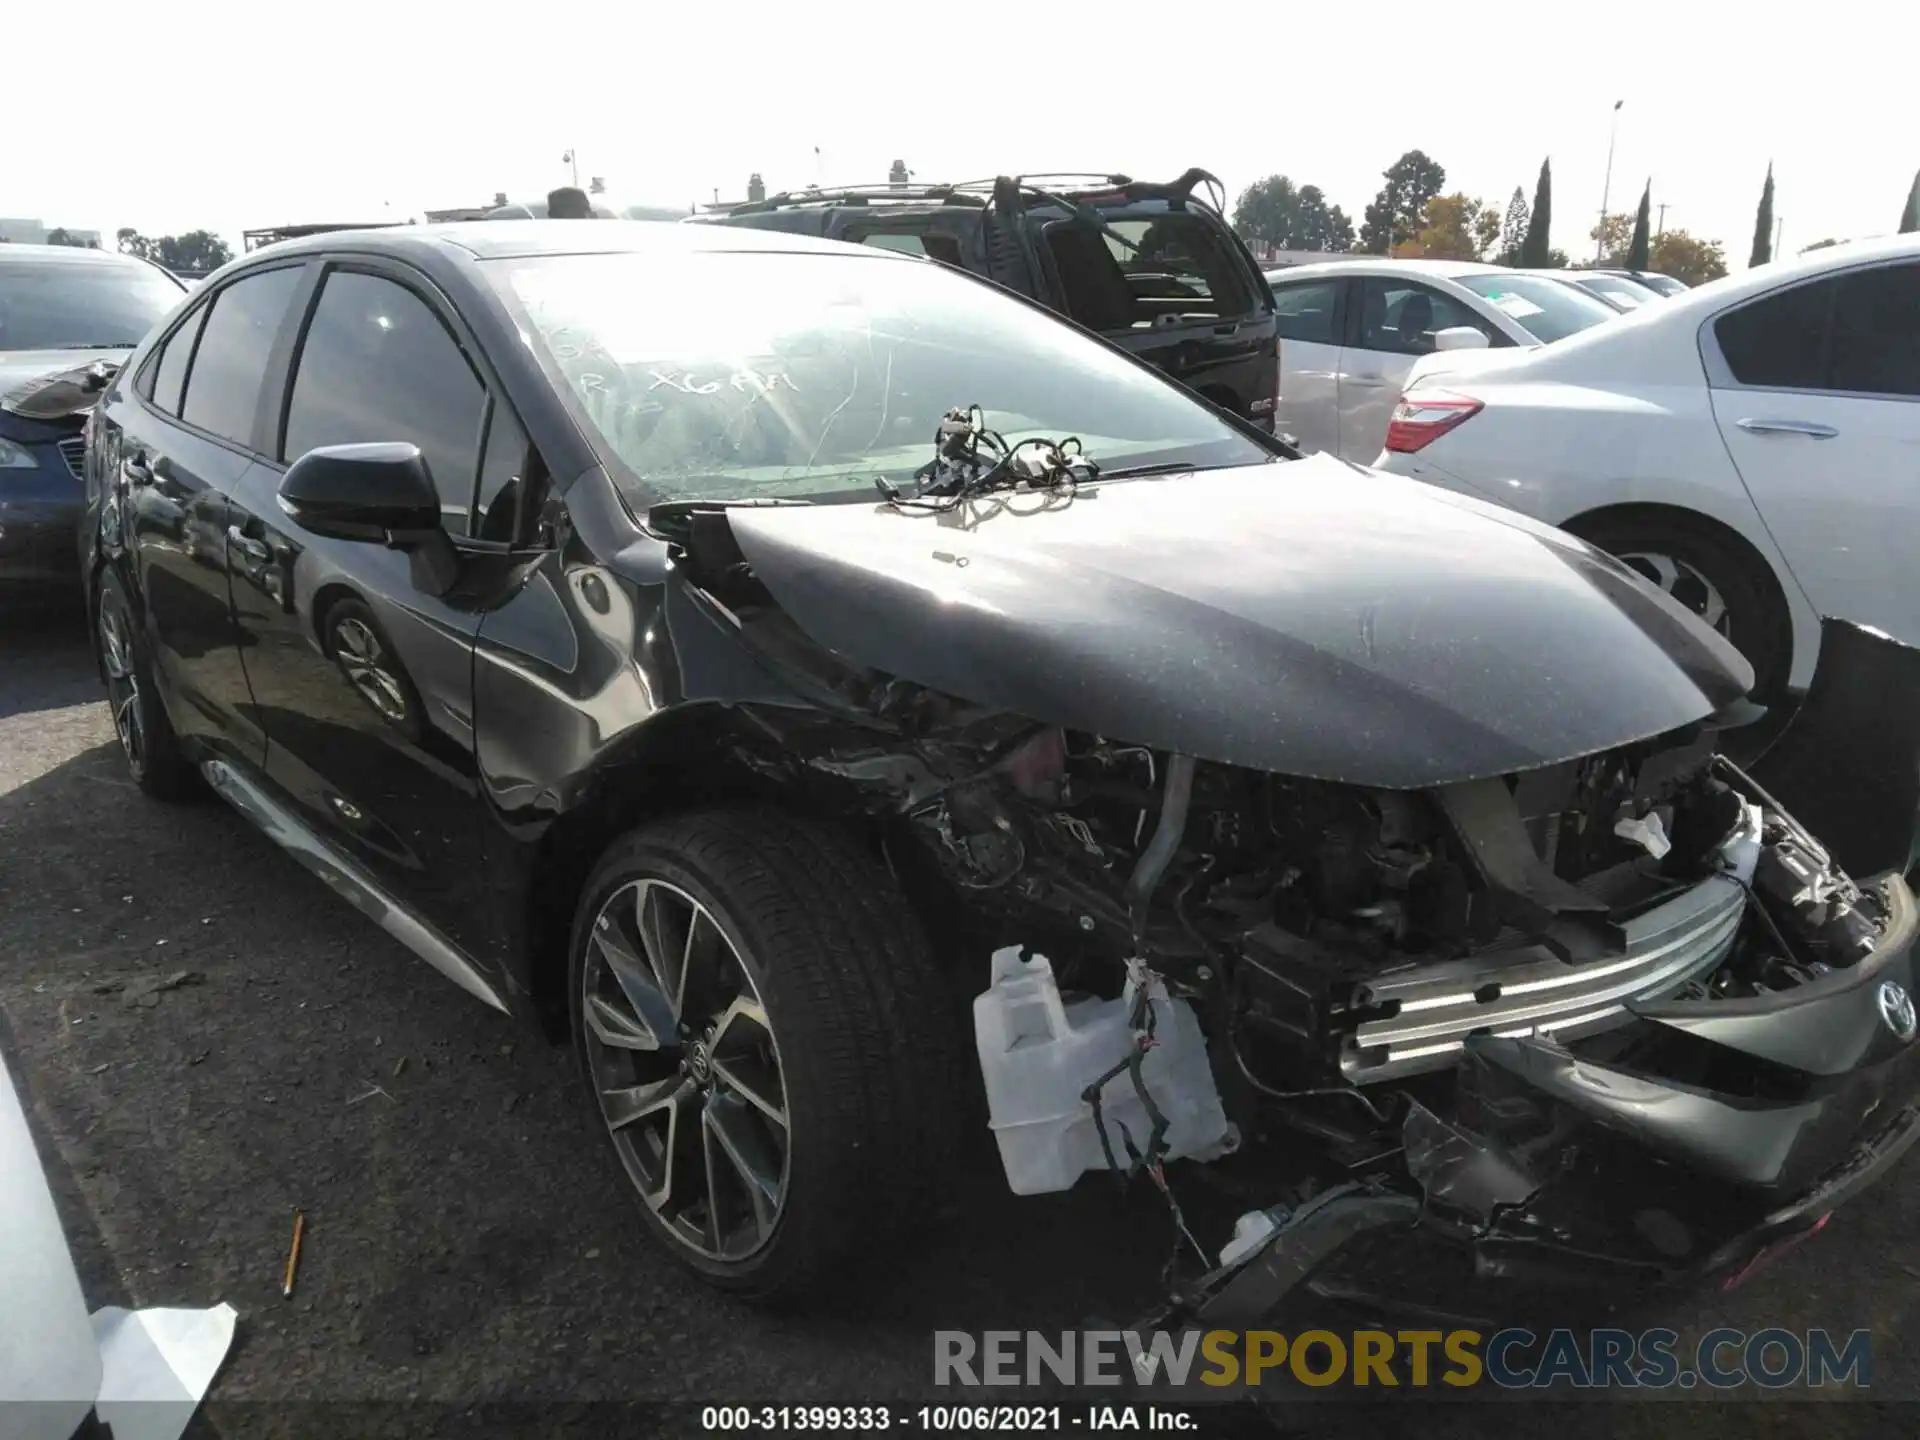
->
[1346, 374, 1389, 388]
[1736, 418, 1838, 439]
[227, 524, 272, 562]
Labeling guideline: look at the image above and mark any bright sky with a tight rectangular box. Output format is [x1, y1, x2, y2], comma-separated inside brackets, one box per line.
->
[10, 2, 1910, 262]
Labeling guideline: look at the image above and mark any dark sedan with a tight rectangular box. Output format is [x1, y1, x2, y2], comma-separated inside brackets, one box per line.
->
[78, 221, 1920, 1319]
[0, 245, 183, 591]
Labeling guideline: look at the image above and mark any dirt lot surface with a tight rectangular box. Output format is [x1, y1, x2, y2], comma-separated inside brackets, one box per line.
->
[3, 601, 1915, 1438]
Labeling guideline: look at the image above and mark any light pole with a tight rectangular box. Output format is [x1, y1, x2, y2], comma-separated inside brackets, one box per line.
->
[1597, 99, 1624, 262]
[1656, 202, 1669, 238]
[1774, 214, 1785, 260]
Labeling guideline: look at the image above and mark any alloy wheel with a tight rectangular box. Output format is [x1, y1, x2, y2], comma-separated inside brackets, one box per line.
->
[97, 591, 145, 773]
[1617, 549, 1731, 636]
[332, 616, 410, 723]
[581, 878, 790, 1261]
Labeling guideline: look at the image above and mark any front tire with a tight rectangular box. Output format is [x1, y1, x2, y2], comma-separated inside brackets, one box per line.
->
[93, 568, 197, 801]
[1571, 512, 1793, 705]
[568, 807, 965, 1303]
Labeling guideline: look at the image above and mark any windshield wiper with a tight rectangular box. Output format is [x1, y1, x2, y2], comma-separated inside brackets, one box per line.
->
[646, 494, 814, 545]
[1095, 460, 1204, 480]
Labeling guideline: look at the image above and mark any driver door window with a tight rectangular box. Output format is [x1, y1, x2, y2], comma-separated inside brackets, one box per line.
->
[1354, 278, 1492, 357]
[281, 270, 487, 535]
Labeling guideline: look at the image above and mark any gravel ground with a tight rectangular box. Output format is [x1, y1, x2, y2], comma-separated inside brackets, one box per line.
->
[3, 600, 1915, 1439]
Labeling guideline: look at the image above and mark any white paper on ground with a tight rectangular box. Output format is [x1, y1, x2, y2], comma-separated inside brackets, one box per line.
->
[90, 1303, 238, 1440]
[0, 1047, 103, 1440]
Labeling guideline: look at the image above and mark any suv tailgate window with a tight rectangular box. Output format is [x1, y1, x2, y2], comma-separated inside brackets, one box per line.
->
[1047, 213, 1258, 329]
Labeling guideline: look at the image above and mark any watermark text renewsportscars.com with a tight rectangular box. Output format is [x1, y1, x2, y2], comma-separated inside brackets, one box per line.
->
[934, 1327, 1873, 1392]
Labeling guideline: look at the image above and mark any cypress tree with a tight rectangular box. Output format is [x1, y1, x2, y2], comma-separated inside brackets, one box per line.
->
[1519, 158, 1552, 267]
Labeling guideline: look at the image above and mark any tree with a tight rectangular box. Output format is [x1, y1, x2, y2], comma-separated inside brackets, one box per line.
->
[1497, 186, 1529, 264]
[1628, 183, 1652, 271]
[44, 227, 95, 248]
[1900, 170, 1920, 234]
[1649, 229, 1727, 286]
[1589, 211, 1634, 266]
[1294, 185, 1354, 252]
[1405, 193, 1500, 261]
[1358, 150, 1446, 254]
[1232, 174, 1302, 251]
[1519, 158, 1553, 267]
[1231, 175, 1352, 252]
[153, 231, 233, 274]
[1749, 163, 1774, 267]
[114, 229, 232, 273]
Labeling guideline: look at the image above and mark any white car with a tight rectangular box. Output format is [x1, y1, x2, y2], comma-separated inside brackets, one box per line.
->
[1265, 259, 1618, 459]
[1374, 233, 1920, 704]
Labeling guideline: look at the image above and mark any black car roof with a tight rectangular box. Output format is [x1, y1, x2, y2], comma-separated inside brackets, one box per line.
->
[244, 219, 895, 264]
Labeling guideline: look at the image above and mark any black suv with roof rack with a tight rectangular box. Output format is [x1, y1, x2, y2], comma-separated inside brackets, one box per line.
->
[696, 170, 1282, 434]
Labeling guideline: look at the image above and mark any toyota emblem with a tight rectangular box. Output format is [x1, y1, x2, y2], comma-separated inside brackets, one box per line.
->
[1877, 981, 1917, 1042]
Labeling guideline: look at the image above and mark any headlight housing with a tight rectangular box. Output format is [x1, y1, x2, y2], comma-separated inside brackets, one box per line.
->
[0, 435, 42, 469]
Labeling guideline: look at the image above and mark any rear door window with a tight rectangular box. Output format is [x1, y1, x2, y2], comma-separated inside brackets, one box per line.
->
[1271, 279, 1342, 344]
[1715, 264, 1920, 398]
[180, 266, 304, 448]
[146, 305, 208, 417]
[1828, 264, 1920, 398]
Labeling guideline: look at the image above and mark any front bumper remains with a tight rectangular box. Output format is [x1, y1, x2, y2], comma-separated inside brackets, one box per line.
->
[1185, 871, 1920, 1323]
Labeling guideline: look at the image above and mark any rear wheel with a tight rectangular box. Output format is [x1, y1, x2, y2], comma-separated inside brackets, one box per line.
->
[93, 568, 196, 801]
[1570, 512, 1792, 705]
[567, 807, 965, 1303]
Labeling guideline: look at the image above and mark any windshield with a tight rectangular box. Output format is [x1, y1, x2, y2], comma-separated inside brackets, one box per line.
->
[488, 249, 1269, 506]
[1576, 274, 1661, 309]
[0, 257, 183, 352]
[1634, 273, 1689, 296]
[1454, 274, 1617, 343]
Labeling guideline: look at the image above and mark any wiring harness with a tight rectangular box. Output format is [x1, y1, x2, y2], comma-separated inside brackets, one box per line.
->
[876, 405, 1099, 513]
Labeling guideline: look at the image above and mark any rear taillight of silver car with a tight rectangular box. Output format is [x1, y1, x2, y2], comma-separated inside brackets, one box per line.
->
[1383, 390, 1483, 453]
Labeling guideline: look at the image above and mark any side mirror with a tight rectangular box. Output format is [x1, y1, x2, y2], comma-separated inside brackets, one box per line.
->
[1433, 326, 1491, 352]
[279, 442, 439, 542]
[278, 442, 459, 596]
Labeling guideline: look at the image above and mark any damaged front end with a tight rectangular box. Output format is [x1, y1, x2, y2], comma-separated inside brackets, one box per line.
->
[653, 484, 1920, 1327]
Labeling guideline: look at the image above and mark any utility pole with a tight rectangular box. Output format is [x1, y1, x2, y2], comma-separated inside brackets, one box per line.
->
[1774, 214, 1785, 259]
[1656, 202, 1669, 237]
[1597, 99, 1624, 262]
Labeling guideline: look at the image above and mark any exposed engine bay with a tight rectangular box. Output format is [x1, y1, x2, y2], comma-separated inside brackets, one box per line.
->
[658, 479, 1920, 1324]
[729, 666, 1914, 1315]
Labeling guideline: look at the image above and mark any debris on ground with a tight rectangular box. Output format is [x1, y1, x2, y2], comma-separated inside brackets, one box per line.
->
[116, 971, 204, 1009]
[282, 1211, 306, 1299]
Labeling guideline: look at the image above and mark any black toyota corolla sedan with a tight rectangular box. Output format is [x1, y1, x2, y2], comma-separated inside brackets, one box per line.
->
[79, 221, 1920, 1317]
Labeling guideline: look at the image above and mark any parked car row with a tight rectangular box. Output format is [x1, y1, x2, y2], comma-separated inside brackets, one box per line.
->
[1377, 233, 1920, 703]
[1263, 258, 1623, 459]
[13, 177, 1920, 1331]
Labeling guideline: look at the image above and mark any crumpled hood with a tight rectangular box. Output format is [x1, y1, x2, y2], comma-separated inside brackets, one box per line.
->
[0, 349, 128, 421]
[721, 457, 1755, 788]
